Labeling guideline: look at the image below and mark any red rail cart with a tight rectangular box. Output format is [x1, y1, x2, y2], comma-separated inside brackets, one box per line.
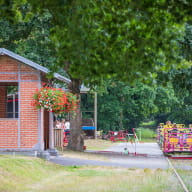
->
[108, 130, 128, 142]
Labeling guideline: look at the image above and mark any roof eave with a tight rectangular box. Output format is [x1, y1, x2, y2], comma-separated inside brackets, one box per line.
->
[0, 48, 71, 84]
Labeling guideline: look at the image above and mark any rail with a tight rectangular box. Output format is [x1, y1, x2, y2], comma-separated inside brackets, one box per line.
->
[167, 158, 189, 192]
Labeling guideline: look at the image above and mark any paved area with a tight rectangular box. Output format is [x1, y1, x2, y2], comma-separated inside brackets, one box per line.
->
[105, 142, 164, 156]
[50, 142, 169, 169]
[50, 155, 168, 169]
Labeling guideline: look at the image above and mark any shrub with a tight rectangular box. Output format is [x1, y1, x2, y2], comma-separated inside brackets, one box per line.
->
[137, 128, 156, 139]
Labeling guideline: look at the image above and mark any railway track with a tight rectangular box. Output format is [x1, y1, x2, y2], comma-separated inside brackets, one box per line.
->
[166, 157, 190, 192]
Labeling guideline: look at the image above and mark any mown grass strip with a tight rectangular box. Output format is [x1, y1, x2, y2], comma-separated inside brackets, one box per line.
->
[0, 155, 184, 192]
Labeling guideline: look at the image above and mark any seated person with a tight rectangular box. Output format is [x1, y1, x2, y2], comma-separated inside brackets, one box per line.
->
[55, 120, 62, 129]
[65, 119, 70, 135]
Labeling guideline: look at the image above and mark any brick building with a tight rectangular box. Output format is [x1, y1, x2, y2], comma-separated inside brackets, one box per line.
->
[0, 48, 70, 156]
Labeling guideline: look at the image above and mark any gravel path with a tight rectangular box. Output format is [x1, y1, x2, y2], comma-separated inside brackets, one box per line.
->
[50, 155, 168, 169]
[105, 142, 164, 156]
[50, 142, 169, 169]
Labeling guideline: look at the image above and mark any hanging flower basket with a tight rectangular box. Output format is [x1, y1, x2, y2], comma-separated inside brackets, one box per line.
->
[32, 87, 79, 114]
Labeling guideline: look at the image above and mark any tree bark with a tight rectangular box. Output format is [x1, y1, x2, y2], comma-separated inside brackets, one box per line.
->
[67, 78, 84, 151]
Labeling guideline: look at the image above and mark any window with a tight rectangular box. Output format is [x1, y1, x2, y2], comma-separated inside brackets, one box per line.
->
[7, 88, 18, 118]
[0, 84, 18, 118]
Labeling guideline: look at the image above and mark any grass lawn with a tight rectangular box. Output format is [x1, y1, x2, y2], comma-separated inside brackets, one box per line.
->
[59, 149, 110, 161]
[58, 139, 116, 161]
[84, 139, 117, 150]
[0, 155, 184, 192]
[139, 138, 156, 143]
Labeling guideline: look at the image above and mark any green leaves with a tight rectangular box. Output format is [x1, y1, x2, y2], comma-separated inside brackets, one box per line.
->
[20, 0, 190, 85]
[97, 81, 158, 130]
[1, 0, 192, 85]
[1, 0, 192, 131]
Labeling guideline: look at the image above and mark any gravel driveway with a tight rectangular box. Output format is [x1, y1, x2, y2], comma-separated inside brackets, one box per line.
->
[50, 142, 169, 169]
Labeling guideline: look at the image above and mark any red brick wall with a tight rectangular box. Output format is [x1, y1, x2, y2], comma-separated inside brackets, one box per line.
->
[0, 56, 19, 72]
[21, 74, 39, 81]
[0, 120, 18, 148]
[0, 74, 18, 81]
[0, 56, 19, 81]
[20, 82, 39, 148]
[0, 86, 6, 118]
[0, 55, 40, 149]
[20, 63, 37, 73]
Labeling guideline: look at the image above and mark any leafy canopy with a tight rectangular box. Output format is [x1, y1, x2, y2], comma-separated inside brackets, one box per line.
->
[1, 0, 192, 86]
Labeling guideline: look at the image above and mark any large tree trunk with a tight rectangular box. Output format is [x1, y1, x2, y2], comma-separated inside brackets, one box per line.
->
[67, 78, 84, 151]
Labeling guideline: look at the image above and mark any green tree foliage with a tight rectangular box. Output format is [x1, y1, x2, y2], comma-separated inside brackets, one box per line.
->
[0, 6, 57, 71]
[153, 85, 179, 124]
[23, 0, 191, 83]
[1, 0, 192, 150]
[1, 0, 191, 82]
[180, 24, 192, 61]
[154, 24, 192, 125]
[81, 81, 179, 133]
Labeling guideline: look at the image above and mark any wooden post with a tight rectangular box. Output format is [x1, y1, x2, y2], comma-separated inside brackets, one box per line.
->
[94, 92, 97, 139]
[40, 108, 44, 150]
[49, 112, 54, 149]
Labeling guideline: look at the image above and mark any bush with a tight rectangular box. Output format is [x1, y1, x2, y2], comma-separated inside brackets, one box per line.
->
[139, 121, 156, 129]
[136, 128, 156, 139]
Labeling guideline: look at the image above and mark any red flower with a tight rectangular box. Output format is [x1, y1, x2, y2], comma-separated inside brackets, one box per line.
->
[32, 87, 79, 114]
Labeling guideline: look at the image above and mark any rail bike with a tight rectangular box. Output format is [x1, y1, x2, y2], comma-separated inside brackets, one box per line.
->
[157, 122, 192, 158]
[108, 128, 138, 143]
[108, 130, 128, 142]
